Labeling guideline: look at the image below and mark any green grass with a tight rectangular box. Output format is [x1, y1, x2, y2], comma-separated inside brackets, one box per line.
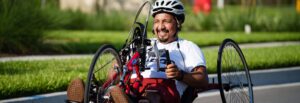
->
[0, 58, 91, 99]
[43, 31, 128, 54]
[43, 30, 300, 54]
[1, 45, 300, 99]
[181, 32, 300, 46]
[204, 45, 300, 73]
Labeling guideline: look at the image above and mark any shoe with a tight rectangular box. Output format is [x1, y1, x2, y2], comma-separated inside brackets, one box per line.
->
[66, 77, 85, 103]
[110, 86, 130, 103]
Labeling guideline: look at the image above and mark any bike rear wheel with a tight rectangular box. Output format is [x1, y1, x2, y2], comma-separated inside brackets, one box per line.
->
[84, 44, 122, 103]
[217, 39, 254, 103]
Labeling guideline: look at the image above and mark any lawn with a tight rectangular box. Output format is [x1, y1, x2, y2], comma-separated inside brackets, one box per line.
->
[1, 44, 300, 99]
[204, 45, 300, 73]
[0, 58, 91, 99]
[43, 30, 300, 54]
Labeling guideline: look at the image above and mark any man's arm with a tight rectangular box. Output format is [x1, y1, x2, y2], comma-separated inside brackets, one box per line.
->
[166, 64, 208, 88]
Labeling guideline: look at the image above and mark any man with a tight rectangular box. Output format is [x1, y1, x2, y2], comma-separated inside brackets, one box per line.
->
[132, 0, 208, 102]
[66, 0, 208, 102]
[148, 0, 208, 101]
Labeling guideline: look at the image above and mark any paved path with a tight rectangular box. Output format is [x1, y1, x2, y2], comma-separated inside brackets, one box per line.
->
[193, 66, 300, 103]
[0, 92, 67, 103]
[0, 54, 92, 62]
[194, 82, 300, 103]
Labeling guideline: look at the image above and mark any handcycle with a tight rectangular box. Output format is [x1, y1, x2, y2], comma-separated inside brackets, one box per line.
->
[84, 1, 254, 103]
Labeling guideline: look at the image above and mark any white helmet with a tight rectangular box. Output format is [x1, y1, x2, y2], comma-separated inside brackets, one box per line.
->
[152, 0, 185, 23]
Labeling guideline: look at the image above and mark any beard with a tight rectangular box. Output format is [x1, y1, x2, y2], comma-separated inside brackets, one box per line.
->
[156, 29, 169, 43]
[158, 37, 168, 43]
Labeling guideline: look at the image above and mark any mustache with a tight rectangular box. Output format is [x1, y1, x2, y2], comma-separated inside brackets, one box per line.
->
[156, 28, 169, 33]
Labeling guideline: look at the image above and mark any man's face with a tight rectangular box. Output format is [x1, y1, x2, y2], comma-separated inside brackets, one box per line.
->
[153, 13, 177, 43]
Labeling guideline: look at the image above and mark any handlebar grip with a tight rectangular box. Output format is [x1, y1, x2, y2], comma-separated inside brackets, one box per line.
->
[165, 50, 177, 80]
[165, 50, 171, 65]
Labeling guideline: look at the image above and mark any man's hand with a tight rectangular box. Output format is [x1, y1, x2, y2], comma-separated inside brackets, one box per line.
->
[165, 63, 182, 80]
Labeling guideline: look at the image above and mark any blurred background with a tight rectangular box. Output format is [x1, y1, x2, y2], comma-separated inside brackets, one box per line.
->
[0, 0, 300, 101]
[0, 0, 299, 55]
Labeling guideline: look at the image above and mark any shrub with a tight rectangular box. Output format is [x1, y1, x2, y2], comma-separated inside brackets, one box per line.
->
[0, 0, 51, 54]
[44, 8, 132, 31]
[183, 6, 300, 32]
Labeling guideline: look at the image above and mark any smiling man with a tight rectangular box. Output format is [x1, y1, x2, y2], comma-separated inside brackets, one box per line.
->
[144, 0, 209, 102]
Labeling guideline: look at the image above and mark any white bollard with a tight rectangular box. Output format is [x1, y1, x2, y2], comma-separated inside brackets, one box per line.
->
[217, 0, 224, 9]
[245, 24, 252, 34]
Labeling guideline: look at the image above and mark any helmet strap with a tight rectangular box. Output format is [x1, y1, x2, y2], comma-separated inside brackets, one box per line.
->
[175, 17, 181, 31]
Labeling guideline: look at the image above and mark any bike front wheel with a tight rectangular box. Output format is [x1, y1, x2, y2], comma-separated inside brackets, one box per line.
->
[217, 39, 254, 103]
[84, 44, 122, 103]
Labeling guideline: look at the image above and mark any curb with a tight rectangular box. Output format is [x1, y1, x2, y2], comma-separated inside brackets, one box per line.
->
[0, 92, 66, 103]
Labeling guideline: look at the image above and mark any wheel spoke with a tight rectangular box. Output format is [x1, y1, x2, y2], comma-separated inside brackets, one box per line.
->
[85, 45, 122, 103]
[218, 39, 253, 103]
[94, 58, 115, 74]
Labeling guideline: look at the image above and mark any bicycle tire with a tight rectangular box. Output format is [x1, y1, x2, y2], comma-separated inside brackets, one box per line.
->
[217, 39, 254, 103]
[84, 44, 122, 103]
